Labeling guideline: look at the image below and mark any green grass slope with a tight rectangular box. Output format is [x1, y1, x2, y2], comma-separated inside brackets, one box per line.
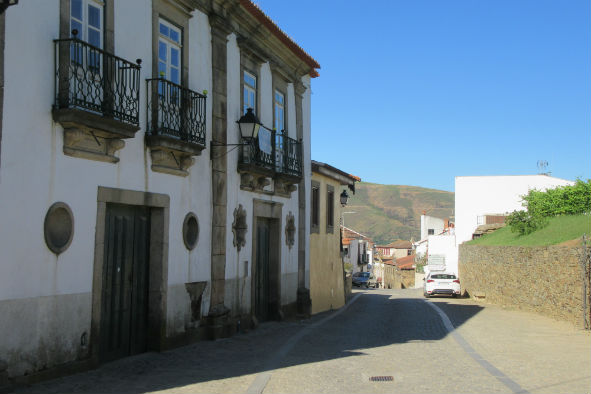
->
[467, 214, 591, 246]
[344, 182, 454, 244]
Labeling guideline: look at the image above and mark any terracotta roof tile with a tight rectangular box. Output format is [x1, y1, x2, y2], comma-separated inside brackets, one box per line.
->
[396, 254, 415, 269]
[242, 0, 320, 77]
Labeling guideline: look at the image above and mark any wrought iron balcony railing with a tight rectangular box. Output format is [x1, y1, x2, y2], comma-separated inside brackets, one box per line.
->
[54, 38, 141, 126]
[239, 127, 302, 178]
[146, 78, 206, 147]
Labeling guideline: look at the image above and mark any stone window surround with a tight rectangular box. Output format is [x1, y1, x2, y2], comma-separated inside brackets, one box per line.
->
[151, 0, 190, 85]
[59, 0, 113, 51]
[147, 0, 209, 177]
[271, 71, 289, 135]
[90, 186, 170, 361]
[310, 180, 320, 234]
[56, 0, 142, 164]
[326, 184, 334, 234]
[240, 52, 261, 118]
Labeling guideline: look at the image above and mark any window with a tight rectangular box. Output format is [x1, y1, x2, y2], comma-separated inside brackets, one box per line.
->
[428, 229, 435, 235]
[70, 0, 103, 48]
[70, 0, 103, 69]
[158, 19, 181, 85]
[311, 182, 319, 233]
[243, 71, 257, 114]
[274, 90, 285, 132]
[326, 186, 334, 233]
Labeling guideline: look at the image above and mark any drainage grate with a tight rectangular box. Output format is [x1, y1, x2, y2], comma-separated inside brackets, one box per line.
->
[369, 376, 394, 382]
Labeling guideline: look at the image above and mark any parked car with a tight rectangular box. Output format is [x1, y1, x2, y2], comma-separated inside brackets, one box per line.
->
[352, 272, 377, 288]
[423, 273, 460, 297]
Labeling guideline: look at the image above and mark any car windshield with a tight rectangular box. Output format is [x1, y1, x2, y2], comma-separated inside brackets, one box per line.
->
[360, 272, 370, 278]
[431, 274, 456, 279]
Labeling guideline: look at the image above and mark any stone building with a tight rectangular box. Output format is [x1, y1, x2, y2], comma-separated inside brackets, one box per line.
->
[309, 160, 358, 314]
[0, 0, 318, 380]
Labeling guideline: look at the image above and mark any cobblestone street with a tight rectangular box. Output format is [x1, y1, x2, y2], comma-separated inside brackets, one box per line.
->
[12, 289, 591, 394]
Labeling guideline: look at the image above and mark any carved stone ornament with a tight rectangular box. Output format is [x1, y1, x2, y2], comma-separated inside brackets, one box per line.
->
[44, 202, 74, 255]
[232, 204, 248, 252]
[285, 212, 296, 249]
[182, 212, 199, 250]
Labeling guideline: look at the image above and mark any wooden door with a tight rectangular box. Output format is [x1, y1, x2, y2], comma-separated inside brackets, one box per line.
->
[100, 204, 150, 361]
[255, 218, 271, 322]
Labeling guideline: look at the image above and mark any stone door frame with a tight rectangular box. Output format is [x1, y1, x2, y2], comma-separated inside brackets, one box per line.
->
[251, 199, 282, 321]
[90, 186, 170, 362]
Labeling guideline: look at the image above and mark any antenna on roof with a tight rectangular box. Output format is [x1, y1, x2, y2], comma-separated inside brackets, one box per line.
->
[537, 160, 551, 176]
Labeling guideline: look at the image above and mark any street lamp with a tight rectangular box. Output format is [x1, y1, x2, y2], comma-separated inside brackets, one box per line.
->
[340, 189, 349, 207]
[0, 0, 17, 13]
[237, 108, 261, 139]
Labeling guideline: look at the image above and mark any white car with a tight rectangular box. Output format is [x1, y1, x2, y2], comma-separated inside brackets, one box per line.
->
[424, 273, 461, 297]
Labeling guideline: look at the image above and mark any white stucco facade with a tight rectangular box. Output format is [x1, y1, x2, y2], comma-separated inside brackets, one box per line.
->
[0, 0, 316, 378]
[454, 175, 575, 246]
[420, 215, 445, 240]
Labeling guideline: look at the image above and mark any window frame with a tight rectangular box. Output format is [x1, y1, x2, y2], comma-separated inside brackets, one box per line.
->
[311, 181, 320, 233]
[326, 184, 334, 234]
[157, 18, 182, 85]
[273, 89, 285, 133]
[70, 0, 104, 48]
[243, 70, 257, 115]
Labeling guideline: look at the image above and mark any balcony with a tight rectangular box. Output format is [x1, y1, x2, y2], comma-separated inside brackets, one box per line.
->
[238, 126, 302, 195]
[53, 37, 141, 163]
[145, 78, 207, 176]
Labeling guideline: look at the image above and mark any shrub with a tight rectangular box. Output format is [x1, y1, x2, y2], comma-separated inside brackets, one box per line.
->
[523, 179, 591, 217]
[507, 179, 590, 236]
[506, 210, 548, 235]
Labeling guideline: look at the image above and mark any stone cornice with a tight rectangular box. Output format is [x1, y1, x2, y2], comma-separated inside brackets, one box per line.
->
[211, 0, 316, 80]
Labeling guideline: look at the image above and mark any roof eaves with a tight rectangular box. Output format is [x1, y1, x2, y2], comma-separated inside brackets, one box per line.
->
[241, 0, 321, 77]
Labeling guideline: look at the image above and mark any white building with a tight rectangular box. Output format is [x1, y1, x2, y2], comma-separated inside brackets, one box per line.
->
[420, 214, 445, 240]
[0, 0, 319, 379]
[415, 213, 457, 275]
[455, 175, 575, 245]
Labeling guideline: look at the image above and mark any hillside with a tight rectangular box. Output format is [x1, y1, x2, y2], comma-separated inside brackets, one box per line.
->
[344, 182, 454, 245]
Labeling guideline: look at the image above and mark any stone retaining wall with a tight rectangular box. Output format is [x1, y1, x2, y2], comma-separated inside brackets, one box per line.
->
[459, 244, 590, 327]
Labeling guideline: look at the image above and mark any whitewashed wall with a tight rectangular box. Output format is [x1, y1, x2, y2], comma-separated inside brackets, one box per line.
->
[0, 1, 213, 375]
[420, 215, 445, 240]
[224, 34, 308, 314]
[454, 175, 574, 246]
[426, 234, 458, 275]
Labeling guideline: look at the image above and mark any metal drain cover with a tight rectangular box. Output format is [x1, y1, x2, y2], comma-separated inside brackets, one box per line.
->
[369, 376, 394, 382]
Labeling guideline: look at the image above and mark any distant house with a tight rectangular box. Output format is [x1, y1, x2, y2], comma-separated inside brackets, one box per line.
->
[310, 161, 359, 314]
[388, 240, 413, 259]
[420, 213, 445, 240]
[380, 257, 398, 289]
[414, 212, 456, 276]
[396, 254, 416, 288]
[342, 226, 373, 274]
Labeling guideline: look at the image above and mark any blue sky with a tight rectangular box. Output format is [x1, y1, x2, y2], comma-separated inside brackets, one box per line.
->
[254, 0, 590, 191]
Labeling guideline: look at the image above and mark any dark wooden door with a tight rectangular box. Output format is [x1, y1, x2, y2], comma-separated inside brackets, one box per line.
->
[100, 204, 150, 361]
[255, 218, 271, 322]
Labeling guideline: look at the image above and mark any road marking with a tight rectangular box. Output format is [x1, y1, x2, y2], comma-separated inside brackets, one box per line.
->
[245, 293, 363, 394]
[425, 300, 530, 394]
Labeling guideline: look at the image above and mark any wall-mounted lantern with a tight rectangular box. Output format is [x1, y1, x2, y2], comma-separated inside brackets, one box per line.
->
[237, 108, 261, 139]
[340, 189, 349, 207]
[0, 0, 18, 14]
